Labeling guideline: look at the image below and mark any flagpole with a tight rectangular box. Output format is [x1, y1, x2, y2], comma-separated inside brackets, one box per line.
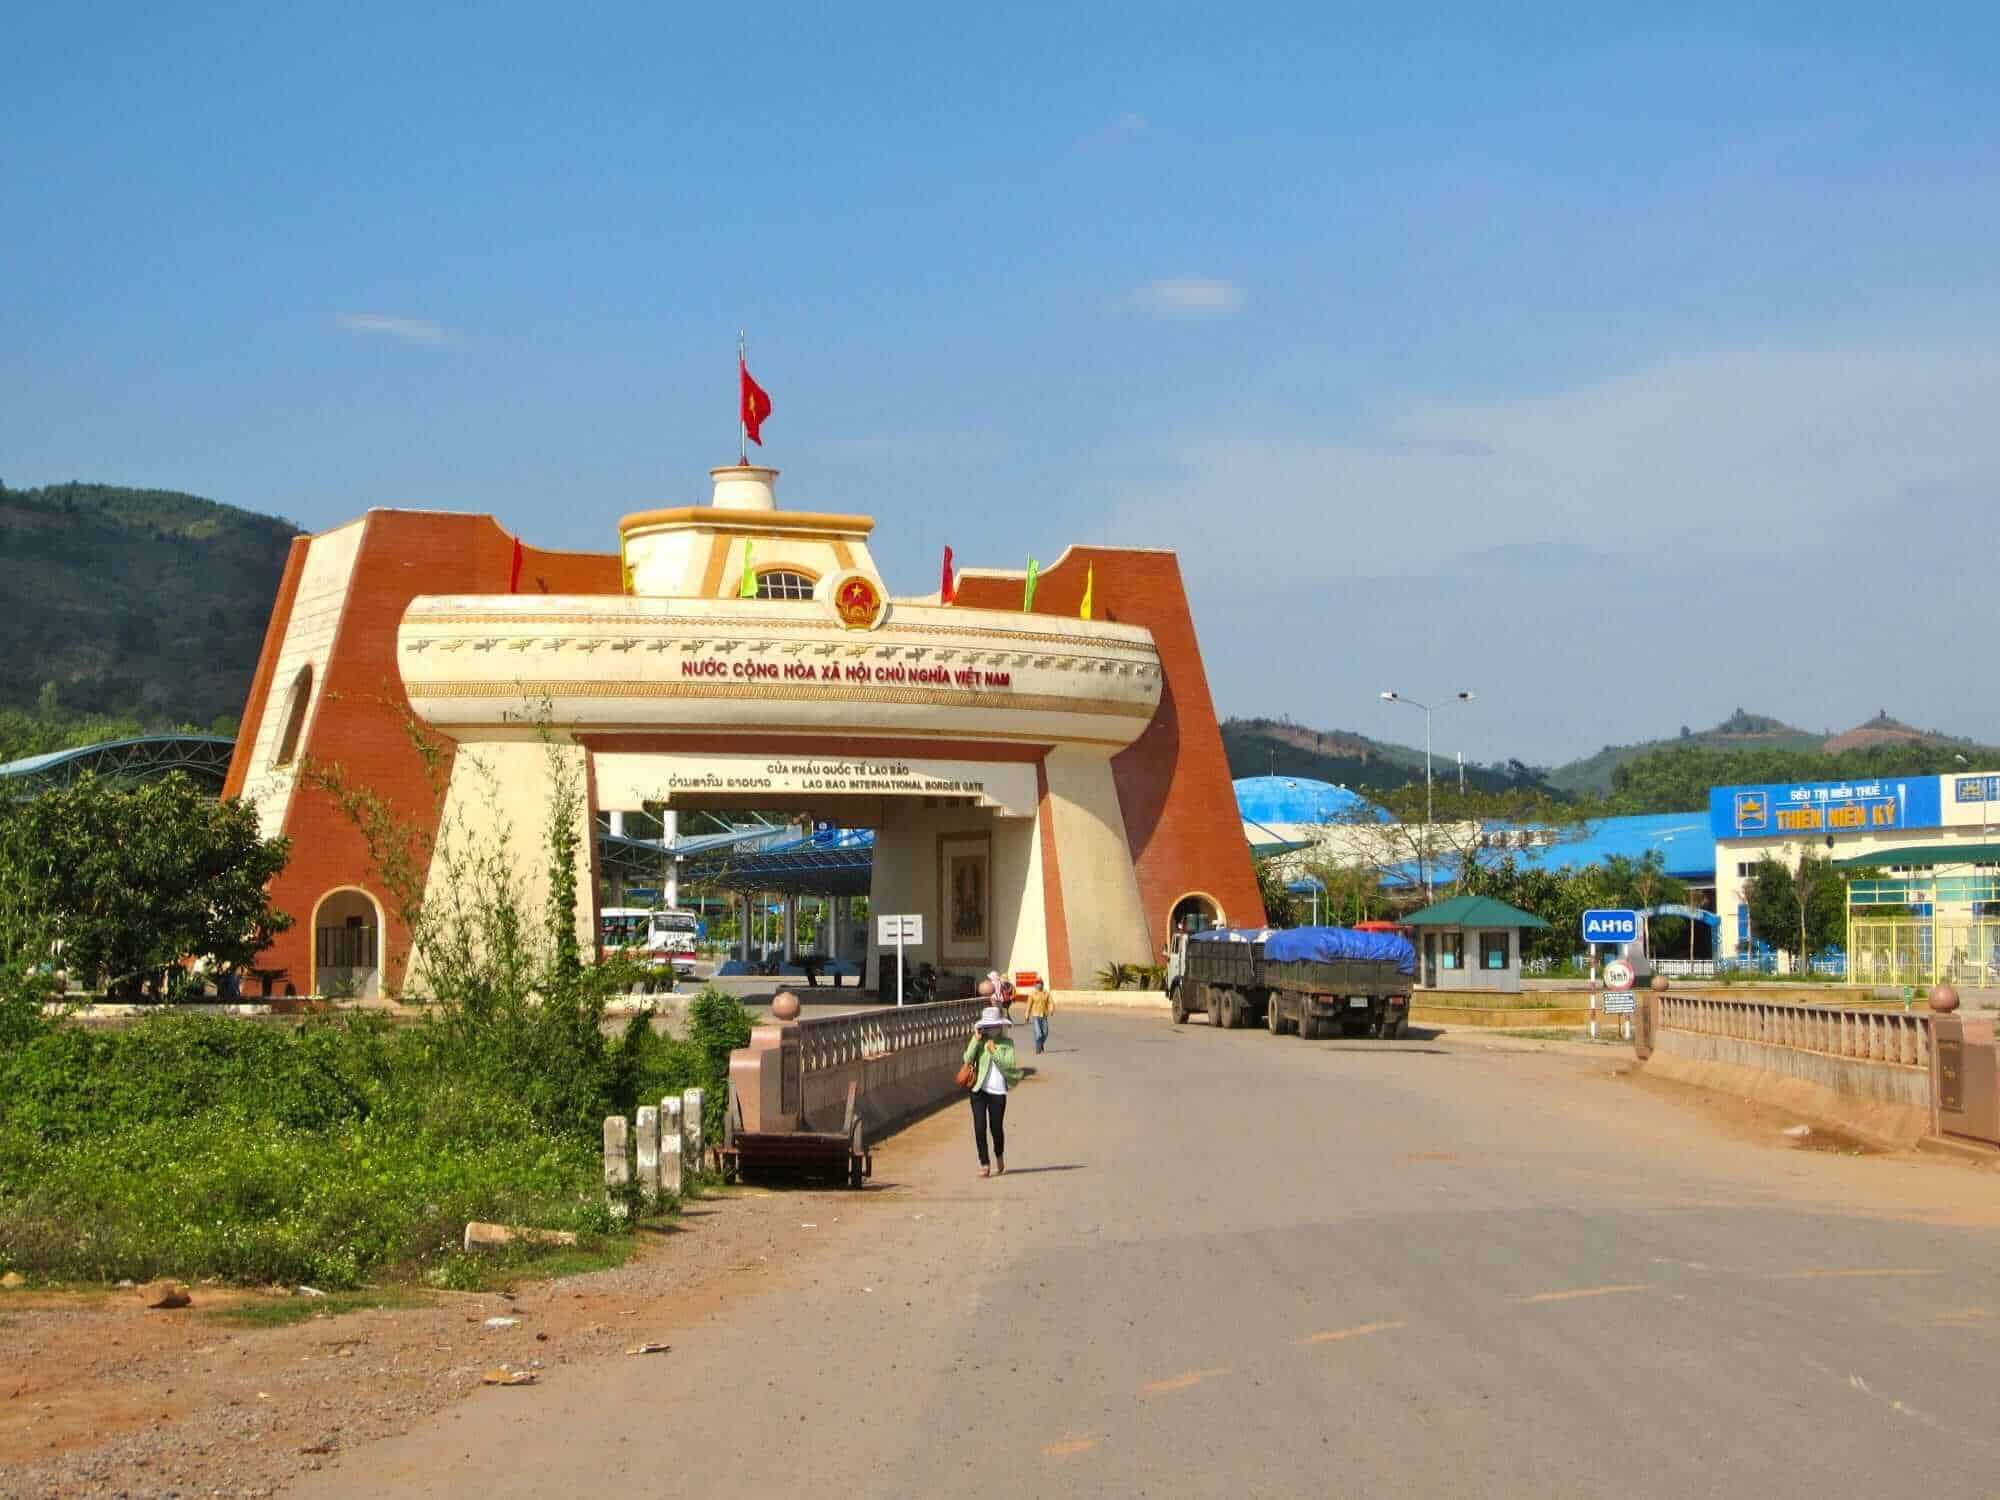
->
[737, 330, 747, 466]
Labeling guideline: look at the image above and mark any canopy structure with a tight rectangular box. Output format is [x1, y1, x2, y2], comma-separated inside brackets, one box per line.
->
[1404, 893, 1550, 929]
[680, 830, 876, 898]
[0, 734, 236, 796]
[1833, 844, 2000, 871]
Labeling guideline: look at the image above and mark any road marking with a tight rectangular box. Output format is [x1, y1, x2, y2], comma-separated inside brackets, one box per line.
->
[1515, 1284, 1651, 1305]
[1298, 1320, 1406, 1345]
[1138, 1366, 1231, 1397]
[1934, 1306, 1990, 1326]
[1041, 1436, 1097, 1459]
[1768, 1268, 1942, 1281]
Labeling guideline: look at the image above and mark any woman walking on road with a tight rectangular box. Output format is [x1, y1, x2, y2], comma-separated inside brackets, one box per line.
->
[964, 1004, 1022, 1177]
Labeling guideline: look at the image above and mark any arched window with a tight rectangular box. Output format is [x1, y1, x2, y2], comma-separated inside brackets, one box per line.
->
[754, 569, 816, 600]
[271, 664, 313, 768]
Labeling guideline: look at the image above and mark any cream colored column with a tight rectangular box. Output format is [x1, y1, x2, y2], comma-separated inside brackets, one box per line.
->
[415, 738, 597, 990]
[1040, 745, 1150, 986]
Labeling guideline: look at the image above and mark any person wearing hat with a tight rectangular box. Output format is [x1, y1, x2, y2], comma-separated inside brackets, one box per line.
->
[984, 970, 1017, 1019]
[963, 1004, 1023, 1177]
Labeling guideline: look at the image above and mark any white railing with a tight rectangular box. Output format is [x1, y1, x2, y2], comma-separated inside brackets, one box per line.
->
[1656, 994, 1931, 1069]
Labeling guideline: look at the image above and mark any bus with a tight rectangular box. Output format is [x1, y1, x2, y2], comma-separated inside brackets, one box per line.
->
[598, 907, 702, 988]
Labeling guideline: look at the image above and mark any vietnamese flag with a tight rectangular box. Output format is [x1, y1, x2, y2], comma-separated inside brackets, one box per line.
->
[740, 355, 772, 446]
[508, 537, 525, 594]
[940, 546, 956, 605]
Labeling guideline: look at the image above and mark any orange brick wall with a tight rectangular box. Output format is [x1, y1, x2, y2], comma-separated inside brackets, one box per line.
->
[954, 548, 1264, 951]
[239, 513, 620, 991]
[236, 515, 1254, 992]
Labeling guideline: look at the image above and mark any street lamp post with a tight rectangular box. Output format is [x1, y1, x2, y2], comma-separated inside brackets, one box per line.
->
[1380, 689, 1476, 897]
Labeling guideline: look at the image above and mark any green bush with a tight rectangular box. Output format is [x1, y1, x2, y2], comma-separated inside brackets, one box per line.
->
[0, 1012, 622, 1288]
[0, 718, 761, 1289]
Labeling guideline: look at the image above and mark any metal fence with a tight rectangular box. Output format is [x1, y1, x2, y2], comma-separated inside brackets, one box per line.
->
[315, 924, 378, 970]
[1656, 993, 1931, 1069]
[1851, 917, 2000, 989]
[795, 997, 985, 1072]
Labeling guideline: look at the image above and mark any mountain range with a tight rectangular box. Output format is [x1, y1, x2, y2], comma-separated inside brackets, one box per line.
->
[0, 481, 296, 728]
[3, 482, 1991, 802]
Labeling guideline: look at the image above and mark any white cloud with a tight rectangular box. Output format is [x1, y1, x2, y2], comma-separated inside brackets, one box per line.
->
[1131, 277, 1245, 318]
[1103, 337, 2000, 593]
[335, 312, 455, 346]
[1078, 112, 1147, 152]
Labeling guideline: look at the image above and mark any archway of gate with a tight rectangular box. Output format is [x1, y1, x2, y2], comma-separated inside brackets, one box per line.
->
[590, 748, 1060, 996]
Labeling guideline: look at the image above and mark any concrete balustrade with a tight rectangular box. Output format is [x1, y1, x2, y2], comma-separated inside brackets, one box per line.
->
[1644, 992, 1937, 1146]
[730, 997, 985, 1137]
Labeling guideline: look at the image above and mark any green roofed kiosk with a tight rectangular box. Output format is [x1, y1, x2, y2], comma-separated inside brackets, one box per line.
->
[1404, 894, 1551, 993]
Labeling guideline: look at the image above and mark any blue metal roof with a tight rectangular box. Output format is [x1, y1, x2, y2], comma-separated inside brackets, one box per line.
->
[1503, 812, 1713, 883]
[1233, 776, 1389, 826]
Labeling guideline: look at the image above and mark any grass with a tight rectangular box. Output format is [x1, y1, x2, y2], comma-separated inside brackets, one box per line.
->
[1414, 994, 1590, 1010]
[0, 994, 749, 1291]
[1496, 1026, 1631, 1044]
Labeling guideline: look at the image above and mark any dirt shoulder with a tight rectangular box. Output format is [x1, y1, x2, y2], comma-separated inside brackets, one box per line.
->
[0, 1109, 960, 1500]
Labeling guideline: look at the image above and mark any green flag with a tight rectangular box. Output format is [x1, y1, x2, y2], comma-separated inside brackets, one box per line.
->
[1022, 556, 1040, 612]
[739, 540, 757, 598]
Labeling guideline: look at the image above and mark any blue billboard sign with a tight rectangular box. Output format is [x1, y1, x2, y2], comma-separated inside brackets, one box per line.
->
[1581, 908, 1640, 944]
[1709, 776, 1942, 840]
[1954, 775, 2000, 805]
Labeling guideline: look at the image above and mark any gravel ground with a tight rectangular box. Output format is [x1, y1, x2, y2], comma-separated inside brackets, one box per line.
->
[0, 1176, 885, 1499]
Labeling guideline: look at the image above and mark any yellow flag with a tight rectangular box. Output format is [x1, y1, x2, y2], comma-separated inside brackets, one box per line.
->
[1079, 563, 1094, 620]
[618, 533, 633, 593]
[739, 540, 757, 598]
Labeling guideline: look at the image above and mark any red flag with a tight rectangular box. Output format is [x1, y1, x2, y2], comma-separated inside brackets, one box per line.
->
[740, 355, 772, 446]
[508, 537, 524, 594]
[940, 545, 956, 605]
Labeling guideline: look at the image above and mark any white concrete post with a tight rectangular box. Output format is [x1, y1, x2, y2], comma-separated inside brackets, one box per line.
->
[659, 1096, 684, 1197]
[783, 894, 797, 962]
[603, 1115, 630, 1218]
[663, 809, 679, 909]
[828, 896, 842, 961]
[634, 1105, 660, 1208]
[740, 894, 752, 963]
[682, 1087, 705, 1170]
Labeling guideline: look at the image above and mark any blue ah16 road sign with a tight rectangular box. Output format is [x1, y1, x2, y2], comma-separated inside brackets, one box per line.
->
[1581, 908, 1640, 944]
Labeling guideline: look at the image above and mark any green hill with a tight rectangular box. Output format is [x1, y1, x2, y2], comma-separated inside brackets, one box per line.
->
[1221, 717, 1527, 796]
[0, 482, 297, 730]
[1545, 709, 1825, 796]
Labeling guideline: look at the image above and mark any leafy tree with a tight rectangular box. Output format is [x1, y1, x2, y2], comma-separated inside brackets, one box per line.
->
[1743, 853, 1846, 964]
[0, 771, 291, 995]
[1253, 854, 1303, 928]
[1324, 784, 1598, 899]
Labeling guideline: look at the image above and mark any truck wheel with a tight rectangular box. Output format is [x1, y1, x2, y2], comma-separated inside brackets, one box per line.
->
[1297, 1011, 1315, 1041]
[1170, 983, 1188, 1025]
[1265, 997, 1281, 1034]
[1212, 992, 1229, 1028]
[1385, 1016, 1406, 1040]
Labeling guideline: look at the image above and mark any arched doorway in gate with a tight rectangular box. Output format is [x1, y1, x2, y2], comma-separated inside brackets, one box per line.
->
[311, 887, 384, 999]
[1168, 891, 1224, 944]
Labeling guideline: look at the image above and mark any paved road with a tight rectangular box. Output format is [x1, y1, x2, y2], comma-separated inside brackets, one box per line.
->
[295, 1013, 2000, 1498]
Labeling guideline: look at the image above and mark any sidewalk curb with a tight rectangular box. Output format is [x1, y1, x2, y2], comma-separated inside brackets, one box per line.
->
[1916, 1134, 2000, 1167]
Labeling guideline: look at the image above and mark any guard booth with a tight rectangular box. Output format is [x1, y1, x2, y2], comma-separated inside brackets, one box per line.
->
[1404, 894, 1550, 994]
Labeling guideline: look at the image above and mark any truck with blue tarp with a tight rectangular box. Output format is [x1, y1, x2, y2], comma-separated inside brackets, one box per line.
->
[1166, 925, 1417, 1039]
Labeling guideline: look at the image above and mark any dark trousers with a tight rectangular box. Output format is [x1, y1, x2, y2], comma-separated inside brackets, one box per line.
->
[970, 1090, 1008, 1166]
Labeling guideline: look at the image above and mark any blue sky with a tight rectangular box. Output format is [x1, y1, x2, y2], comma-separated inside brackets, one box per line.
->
[5, 4, 1998, 763]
